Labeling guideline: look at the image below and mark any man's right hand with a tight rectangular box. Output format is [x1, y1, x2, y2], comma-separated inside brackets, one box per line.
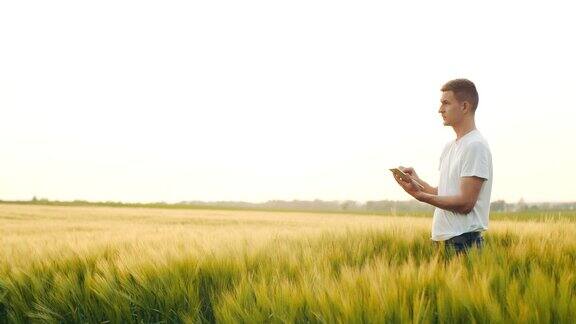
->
[398, 166, 438, 195]
[398, 166, 420, 181]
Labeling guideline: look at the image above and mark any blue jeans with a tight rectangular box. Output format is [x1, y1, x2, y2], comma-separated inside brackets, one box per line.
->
[436, 231, 484, 256]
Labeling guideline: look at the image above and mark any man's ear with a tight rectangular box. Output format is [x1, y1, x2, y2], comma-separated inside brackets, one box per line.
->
[461, 101, 471, 115]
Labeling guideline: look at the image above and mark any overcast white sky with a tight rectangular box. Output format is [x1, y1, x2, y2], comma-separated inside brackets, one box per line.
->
[1, 1, 575, 203]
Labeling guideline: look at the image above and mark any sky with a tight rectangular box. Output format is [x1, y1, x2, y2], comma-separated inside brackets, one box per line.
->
[1, 1, 575, 204]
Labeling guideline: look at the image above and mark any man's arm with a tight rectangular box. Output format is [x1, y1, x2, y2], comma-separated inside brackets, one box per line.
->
[416, 179, 438, 195]
[415, 176, 484, 214]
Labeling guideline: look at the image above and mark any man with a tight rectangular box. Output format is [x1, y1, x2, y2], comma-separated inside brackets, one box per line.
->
[392, 79, 493, 255]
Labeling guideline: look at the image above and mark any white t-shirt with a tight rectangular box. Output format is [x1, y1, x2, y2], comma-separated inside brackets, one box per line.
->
[431, 129, 493, 241]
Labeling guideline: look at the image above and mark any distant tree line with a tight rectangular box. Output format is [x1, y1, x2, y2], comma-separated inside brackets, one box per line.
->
[489, 199, 576, 212]
[179, 199, 434, 214]
[4, 197, 575, 214]
[182, 198, 576, 213]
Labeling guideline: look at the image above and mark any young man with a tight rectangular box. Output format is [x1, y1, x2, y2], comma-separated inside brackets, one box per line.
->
[392, 79, 493, 255]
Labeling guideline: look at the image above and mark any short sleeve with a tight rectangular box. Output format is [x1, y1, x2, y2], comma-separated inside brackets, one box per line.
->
[460, 141, 491, 180]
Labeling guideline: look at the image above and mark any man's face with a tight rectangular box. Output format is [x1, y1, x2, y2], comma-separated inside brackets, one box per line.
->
[438, 91, 464, 126]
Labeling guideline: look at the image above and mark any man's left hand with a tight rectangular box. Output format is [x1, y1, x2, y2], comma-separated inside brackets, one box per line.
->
[393, 173, 425, 201]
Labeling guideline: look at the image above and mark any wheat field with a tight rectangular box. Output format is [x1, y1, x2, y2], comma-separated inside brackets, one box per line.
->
[0, 204, 575, 323]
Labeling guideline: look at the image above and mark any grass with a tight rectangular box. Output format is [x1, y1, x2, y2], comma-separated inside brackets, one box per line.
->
[0, 204, 575, 323]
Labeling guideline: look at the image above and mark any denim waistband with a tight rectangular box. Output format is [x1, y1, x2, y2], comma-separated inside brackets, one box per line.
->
[446, 231, 482, 244]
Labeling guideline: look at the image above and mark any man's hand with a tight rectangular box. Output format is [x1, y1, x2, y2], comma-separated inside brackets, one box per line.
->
[392, 169, 424, 200]
[398, 166, 438, 195]
[399, 166, 420, 182]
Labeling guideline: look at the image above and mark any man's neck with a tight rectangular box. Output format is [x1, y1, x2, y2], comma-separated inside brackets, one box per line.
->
[452, 118, 477, 141]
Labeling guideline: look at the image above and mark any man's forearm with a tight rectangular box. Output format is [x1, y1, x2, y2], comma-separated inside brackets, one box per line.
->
[415, 192, 471, 214]
[415, 178, 437, 195]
